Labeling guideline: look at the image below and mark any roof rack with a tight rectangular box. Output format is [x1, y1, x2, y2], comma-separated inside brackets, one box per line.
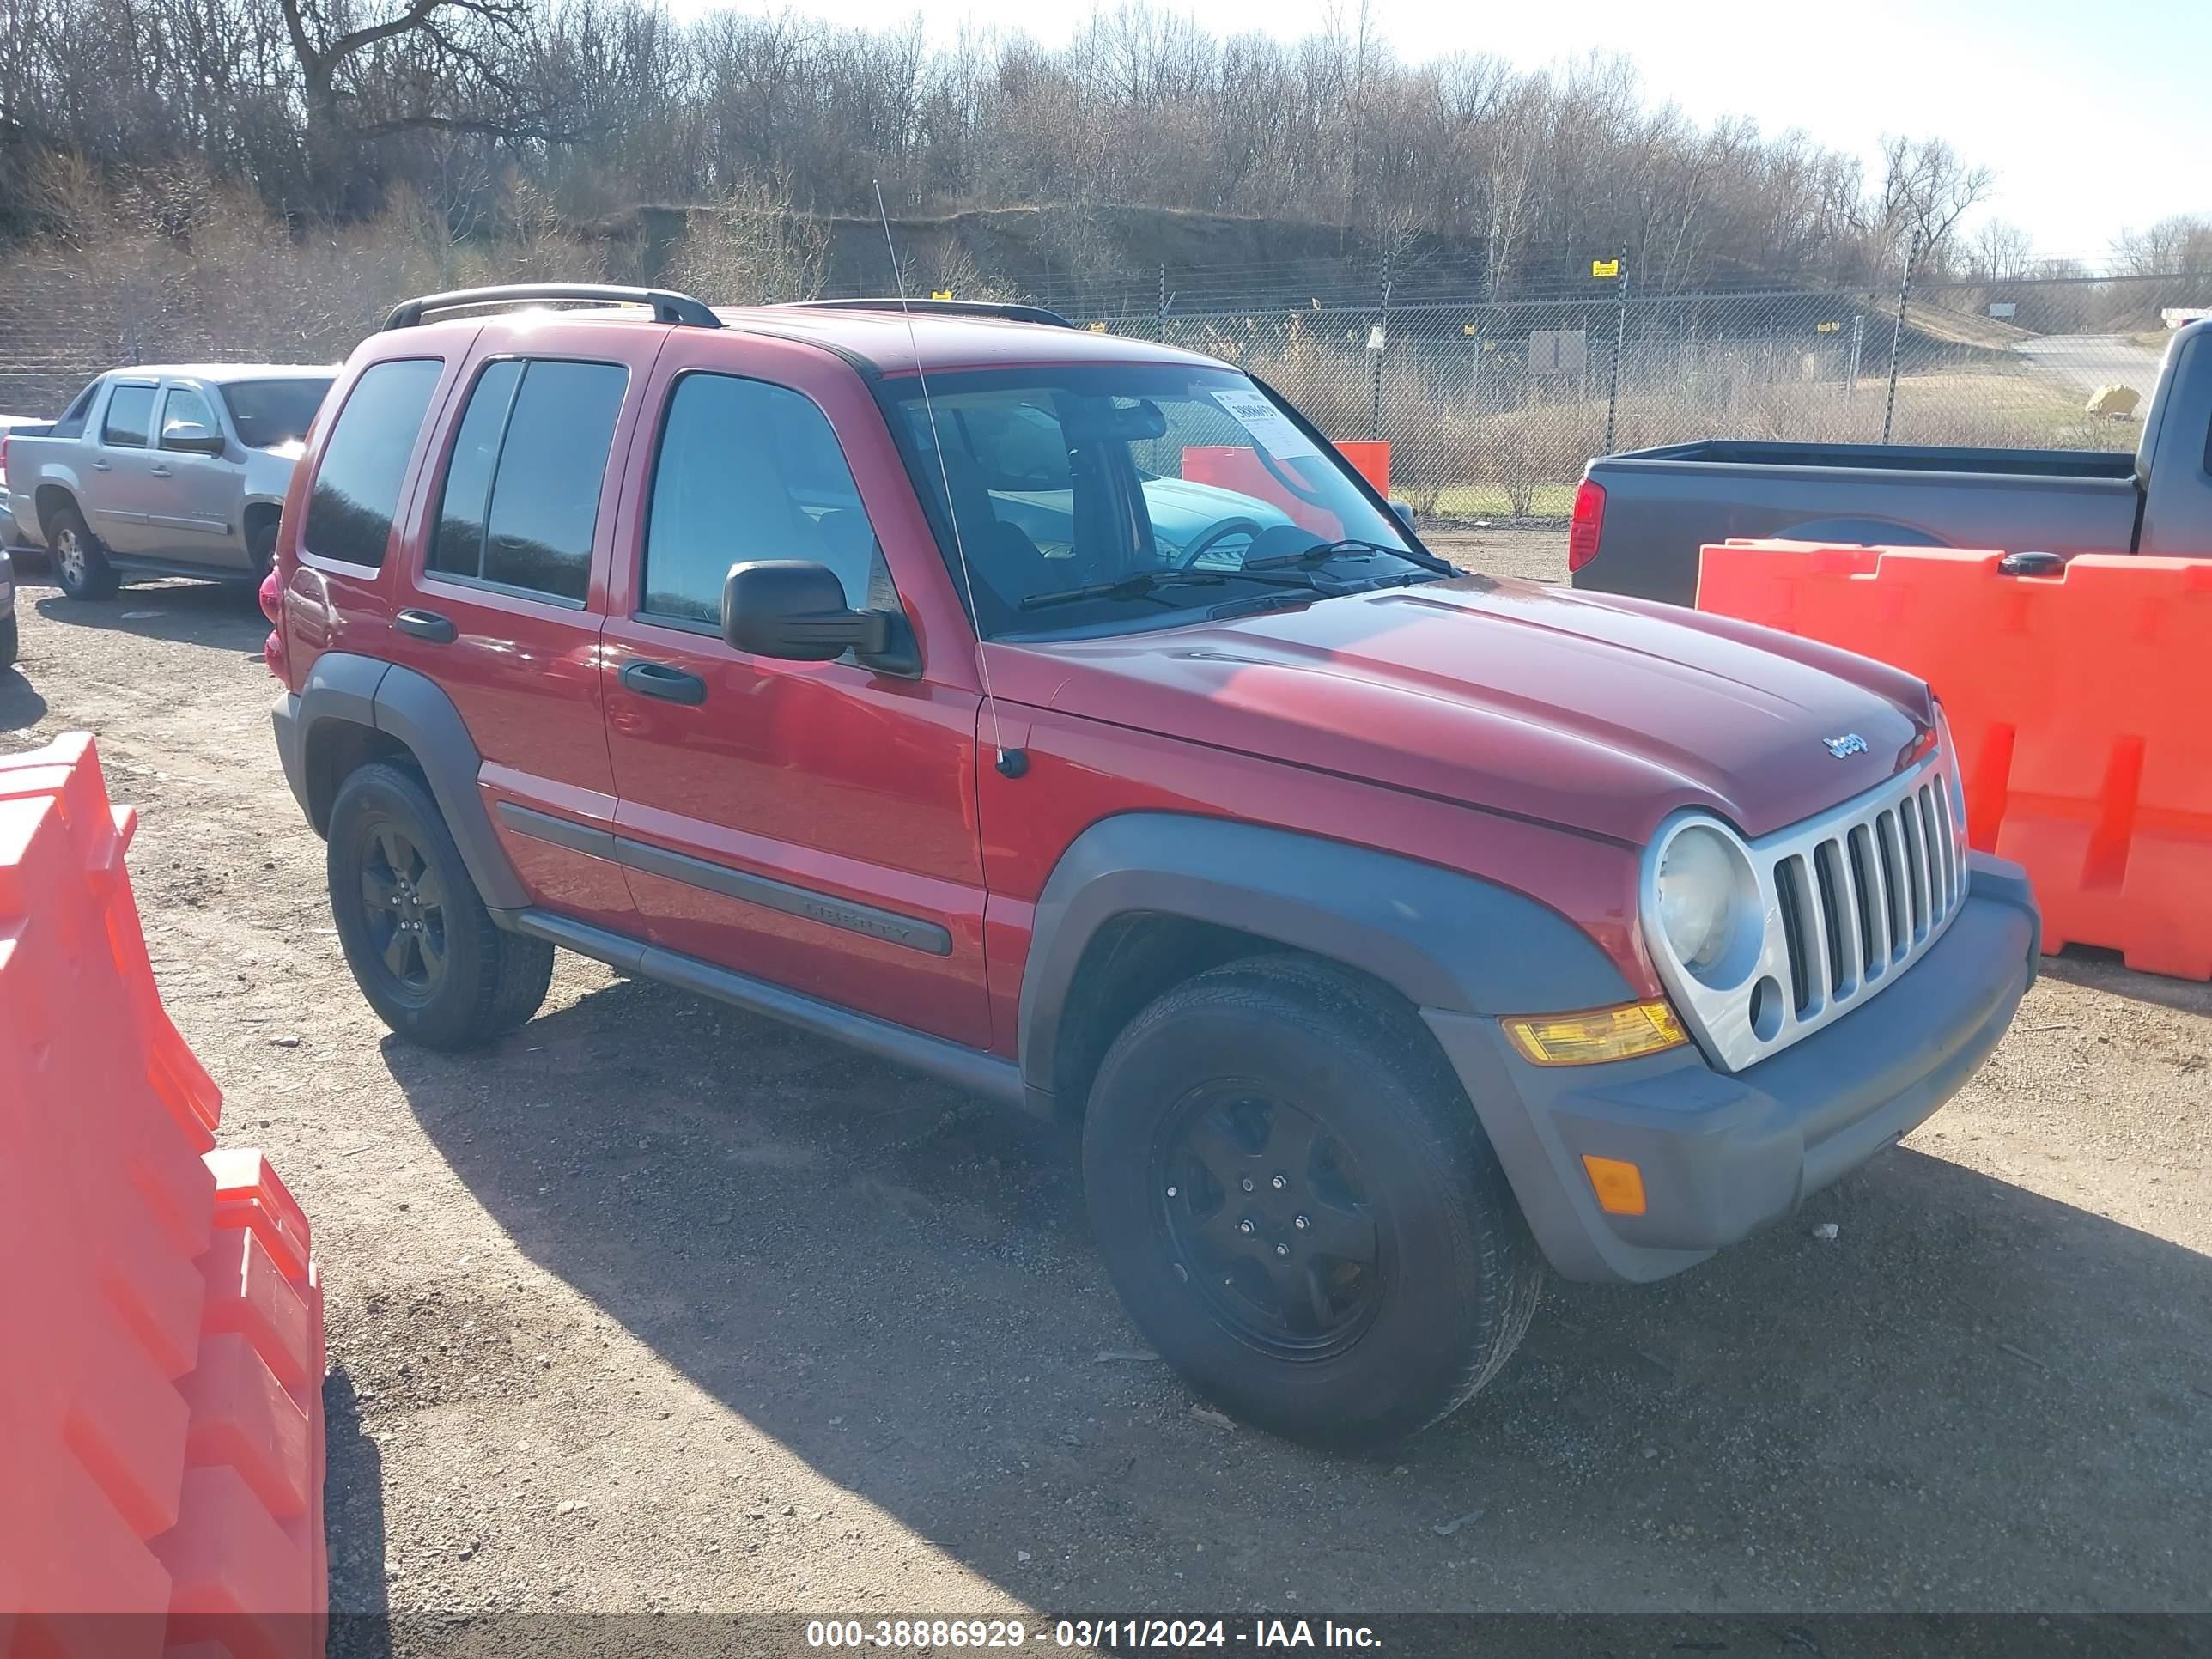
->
[778, 298, 1077, 330]
[380, 283, 721, 331]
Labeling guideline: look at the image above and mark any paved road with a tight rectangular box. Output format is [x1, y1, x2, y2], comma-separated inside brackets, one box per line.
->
[2014, 332, 2168, 403]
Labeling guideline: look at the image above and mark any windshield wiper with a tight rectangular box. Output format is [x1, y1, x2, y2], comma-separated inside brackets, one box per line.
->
[1244, 538, 1460, 576]
[1020, 571, 1225, 611]
[1020, 567, 1334, 612]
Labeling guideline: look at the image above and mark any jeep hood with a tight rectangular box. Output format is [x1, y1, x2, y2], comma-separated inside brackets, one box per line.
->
[994, 575, 1936, 845]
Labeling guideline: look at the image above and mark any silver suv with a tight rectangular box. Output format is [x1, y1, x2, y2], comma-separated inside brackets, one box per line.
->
[4, 365, 335, 599]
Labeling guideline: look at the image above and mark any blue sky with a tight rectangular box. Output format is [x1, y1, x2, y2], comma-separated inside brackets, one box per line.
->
[664, 0, 2210, 259]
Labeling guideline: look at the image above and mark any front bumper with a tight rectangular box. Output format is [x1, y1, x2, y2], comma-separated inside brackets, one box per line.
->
[1426, 853, 2039, 1285]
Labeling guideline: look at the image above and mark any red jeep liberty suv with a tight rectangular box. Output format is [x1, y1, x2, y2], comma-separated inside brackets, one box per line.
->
[267, 283, 2040, 1447]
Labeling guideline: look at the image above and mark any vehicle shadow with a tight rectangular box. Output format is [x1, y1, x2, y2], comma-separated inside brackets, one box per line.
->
[386, 972, 2212, 1613]
[323, 1364, 392, 1652]
[2041, 947, 2212, 1018]
[29, 579, 266, 653]
[0, 662, 47, 730]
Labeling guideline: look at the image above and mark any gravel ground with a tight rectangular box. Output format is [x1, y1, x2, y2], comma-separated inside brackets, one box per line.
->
[3, 526, 2208, 1631]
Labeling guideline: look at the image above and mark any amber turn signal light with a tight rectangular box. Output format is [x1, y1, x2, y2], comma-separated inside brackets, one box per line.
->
[1500, 1000, 1688, 1066]
[1580, 1154, 1649, 1216]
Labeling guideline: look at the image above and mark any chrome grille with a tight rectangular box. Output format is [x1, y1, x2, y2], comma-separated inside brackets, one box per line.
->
[1771, 770, 1960, 1018]
[1640, 741, 1970, 1073]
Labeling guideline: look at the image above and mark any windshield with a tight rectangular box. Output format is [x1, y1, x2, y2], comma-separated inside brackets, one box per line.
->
[882, 364, 1443, 638]
[221, 378, 334, 450]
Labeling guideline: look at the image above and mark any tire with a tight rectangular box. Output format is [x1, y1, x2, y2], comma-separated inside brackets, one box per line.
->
[1082, 955, 1541, 1449]
[246, 515, 278, 578]
[326, 760, 553, 1050]
[49, 501, 118, 600]
[0, 611, 15, 672]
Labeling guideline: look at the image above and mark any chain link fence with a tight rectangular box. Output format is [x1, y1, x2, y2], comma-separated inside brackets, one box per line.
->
[3, 246, 2203, 525]
[1064, 270, 2205, 519]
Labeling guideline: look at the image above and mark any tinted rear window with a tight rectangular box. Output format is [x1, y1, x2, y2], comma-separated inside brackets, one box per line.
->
[427, 358, 626, 605]
[302, 359, 443, 568]
[102, 385, 155, 447]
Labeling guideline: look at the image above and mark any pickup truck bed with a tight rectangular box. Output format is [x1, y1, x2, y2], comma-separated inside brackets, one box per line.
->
[1571, 319, 2210, 605]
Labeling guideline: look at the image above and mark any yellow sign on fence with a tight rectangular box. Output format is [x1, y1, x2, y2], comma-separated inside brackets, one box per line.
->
[1815, 319, 1842, 333]
[1590, 258, 1621, 278]
[930, 289, 954, 301]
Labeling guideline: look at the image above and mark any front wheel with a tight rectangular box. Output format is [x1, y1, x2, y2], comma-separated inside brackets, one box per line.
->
[49, 501, 118, 600]
[0, 611, 16, 672]
[327, 761, 553, 1049]
[1082, 956, 1541, 1448]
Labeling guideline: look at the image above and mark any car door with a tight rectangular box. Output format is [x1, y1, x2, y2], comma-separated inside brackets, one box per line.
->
[146, 382, 243, 568]
[598, 344, 993, 1048]
[88, 380, 162, 554]
[377, 336, 647, 936]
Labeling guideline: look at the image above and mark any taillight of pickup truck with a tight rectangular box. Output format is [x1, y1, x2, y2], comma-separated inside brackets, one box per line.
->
[1568, 477, 1606, 571]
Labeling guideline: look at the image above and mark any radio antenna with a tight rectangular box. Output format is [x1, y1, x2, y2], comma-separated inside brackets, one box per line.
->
[872, 179, 1027, 779]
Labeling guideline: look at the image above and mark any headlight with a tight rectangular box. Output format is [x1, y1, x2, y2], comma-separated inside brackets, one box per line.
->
[1936, 706, 1970, 853]
[1656, 824, 1745, 977]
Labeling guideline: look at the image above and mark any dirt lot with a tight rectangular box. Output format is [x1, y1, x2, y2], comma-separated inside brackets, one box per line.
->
[3, 526, 2209, 1629]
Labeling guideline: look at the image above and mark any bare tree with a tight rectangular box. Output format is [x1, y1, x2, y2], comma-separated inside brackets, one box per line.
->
[2114, 215, 2212, 276]
[1865, 135, 1995, 265]
[1965, 219, 2038, 281]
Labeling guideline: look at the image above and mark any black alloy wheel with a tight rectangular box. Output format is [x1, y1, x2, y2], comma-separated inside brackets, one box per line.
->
[1154, 1084, 1384, 1358]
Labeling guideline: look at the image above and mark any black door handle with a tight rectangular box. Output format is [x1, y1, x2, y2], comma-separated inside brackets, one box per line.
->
[395, 608, 457, 644]
[620, 659, 708, 704]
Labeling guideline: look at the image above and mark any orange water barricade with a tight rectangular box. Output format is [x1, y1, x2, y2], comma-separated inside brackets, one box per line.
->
[0, 733, 325, 1659]
[1698, 542, 2212, 980]
[1334, 441, 1391, 497]
[1183, 440, 1392, 541]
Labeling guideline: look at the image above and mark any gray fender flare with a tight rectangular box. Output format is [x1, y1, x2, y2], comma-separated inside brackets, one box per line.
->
[288, 652, 529, 911]
[1015, 811, 1633, 1099]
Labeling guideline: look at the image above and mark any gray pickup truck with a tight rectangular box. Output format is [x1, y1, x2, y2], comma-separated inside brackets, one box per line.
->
[1570, 318, 2211, 605]
[4, 364, 335, 600]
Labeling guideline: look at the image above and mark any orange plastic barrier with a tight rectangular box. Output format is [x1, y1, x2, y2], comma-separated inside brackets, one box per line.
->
[1182, 447, 1344, 541]
[1335, 440, 1391, 496]
[1698, 543, 2212, 979]
[1180, 441, 1389, 540]
[0, 734, 325, 1659]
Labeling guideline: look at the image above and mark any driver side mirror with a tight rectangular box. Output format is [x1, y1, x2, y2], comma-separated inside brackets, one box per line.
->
[1389, 500, 1418, 535]
[161, 420, 224, 456]
[722, 559, 907, 669]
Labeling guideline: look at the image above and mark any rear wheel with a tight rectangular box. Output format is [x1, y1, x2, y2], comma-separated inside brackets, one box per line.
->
[0, 611, 16, 672]
[327, 761, 552, 1049]
[1082, 956, 1541, 1448]
[49, 501, 118, 600]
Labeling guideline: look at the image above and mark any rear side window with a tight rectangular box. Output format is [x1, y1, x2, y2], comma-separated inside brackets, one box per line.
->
[303, 359, 443, 568]
[102, 385, 155, 447]
[428, 358, 627, 605]
[52, 380, 97, 439]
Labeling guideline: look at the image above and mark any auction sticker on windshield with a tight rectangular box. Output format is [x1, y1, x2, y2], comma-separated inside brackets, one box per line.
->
[1210, 387, 1322, 460]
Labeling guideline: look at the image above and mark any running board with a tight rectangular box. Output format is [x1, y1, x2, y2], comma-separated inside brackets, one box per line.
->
[501, 907, 1033, 1113]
